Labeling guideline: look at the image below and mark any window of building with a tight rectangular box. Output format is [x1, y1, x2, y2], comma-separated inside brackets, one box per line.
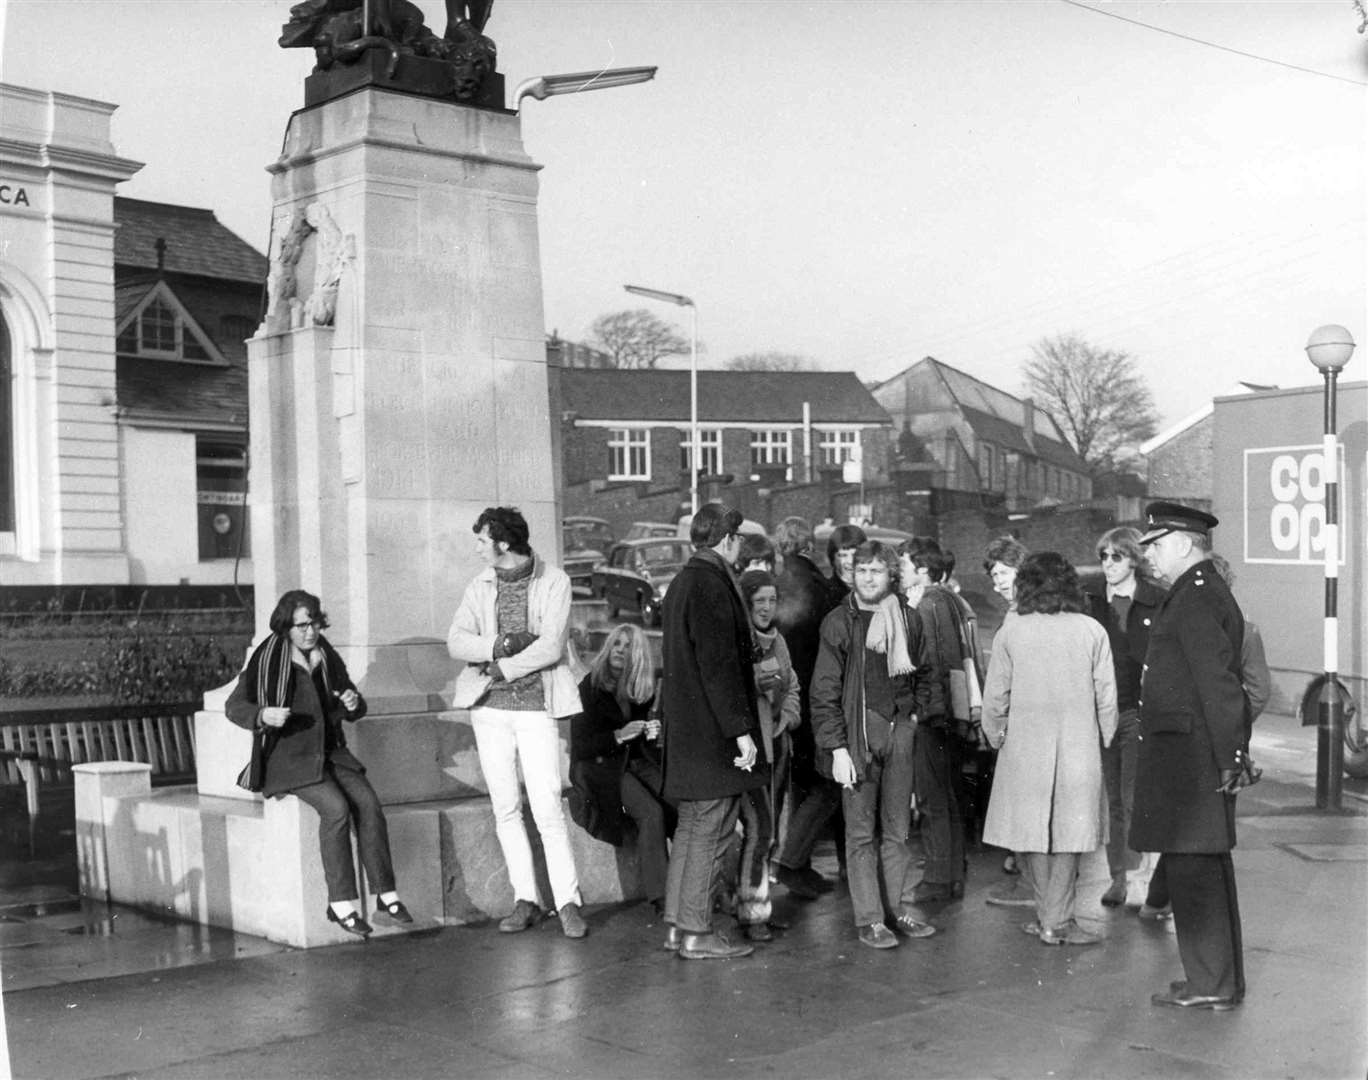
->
[116, 284, 223, 365]
[608, 428, 651, 480]
[0, 316, 13, 537]
[196, 439, 249, 560]
[680, 428, 721, 477]
[750, 429, 791, 469]
[817, 429, 859, 467]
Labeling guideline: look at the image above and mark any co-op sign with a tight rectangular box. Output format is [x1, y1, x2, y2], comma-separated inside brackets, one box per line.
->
[1244, 444, 1347, 565]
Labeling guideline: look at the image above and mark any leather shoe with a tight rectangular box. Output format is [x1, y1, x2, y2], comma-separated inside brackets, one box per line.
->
[893, 911, 936, 938]
[743, 922, 773, 943]
[857, 923, 899, 949]
[498, 899, 542, 933]
[663, 925, 682, 951]
[680, 931, 754, 960]
[1151, 988, 1238, 1012]
[375, 898, 414, 924]
[985, 881, 1035, 907]
[774, 865, 820, 900]
[326, 907, 372, 937]
[1138, 902, 1173, 921]
[558, 902, 588, 939]
[1100, 880, 1127, 907]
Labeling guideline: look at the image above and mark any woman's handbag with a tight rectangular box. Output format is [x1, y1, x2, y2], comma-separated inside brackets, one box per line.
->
[452, 664, 494, 709]
[236, 727, 276, 793]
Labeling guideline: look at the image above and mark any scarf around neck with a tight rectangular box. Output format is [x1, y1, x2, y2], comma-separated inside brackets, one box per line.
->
[251, 632, 341, 708]
[863, 594, 915, 678]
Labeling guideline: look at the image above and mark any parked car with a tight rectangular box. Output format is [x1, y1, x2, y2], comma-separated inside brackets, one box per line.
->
[622, 521, 679, 541]
[563, 517, 614, 595]
[590, 538, 693, 627]
[674, 514, 768, 539]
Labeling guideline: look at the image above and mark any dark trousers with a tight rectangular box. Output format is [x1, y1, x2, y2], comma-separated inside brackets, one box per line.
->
[665, 796, 740, 934]
[291, 761, 395, 903]
[842, 721, 917, 927]
[621, 759, 670, 903]
[1102, 709, 1141, 880]
[1165, 852, 1245, 1000]
[776, 775, 842, 871]
[913, 723, 966, 886]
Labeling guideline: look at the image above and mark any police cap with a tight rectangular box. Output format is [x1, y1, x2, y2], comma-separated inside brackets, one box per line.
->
[1138, 500, 1219, 545]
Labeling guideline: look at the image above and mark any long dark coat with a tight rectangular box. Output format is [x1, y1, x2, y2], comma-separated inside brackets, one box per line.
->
[1129, 560, 1246, 854]
[660, 548, 768, 801]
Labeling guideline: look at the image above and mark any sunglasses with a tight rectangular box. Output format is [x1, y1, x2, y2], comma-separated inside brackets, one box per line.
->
[291, 619, 321, 631]
[1098, 551, 1129, 564]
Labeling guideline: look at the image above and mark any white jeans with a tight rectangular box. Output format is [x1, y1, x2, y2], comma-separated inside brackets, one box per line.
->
[470, 707, 581, 910]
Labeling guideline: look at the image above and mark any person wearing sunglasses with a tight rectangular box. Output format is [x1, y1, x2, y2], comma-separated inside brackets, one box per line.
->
[1082, 527, 1166, 908]
[227, 589, 411, 938]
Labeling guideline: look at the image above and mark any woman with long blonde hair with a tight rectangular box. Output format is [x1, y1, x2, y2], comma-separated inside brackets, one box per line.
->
[571, 624, 672, 913]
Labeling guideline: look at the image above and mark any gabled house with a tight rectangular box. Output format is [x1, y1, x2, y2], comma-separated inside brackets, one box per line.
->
[552, 366, 893, 528]
[873, 357, 1092, 513]
[1, 82, 266, 592]
[112, 198, 266, 575]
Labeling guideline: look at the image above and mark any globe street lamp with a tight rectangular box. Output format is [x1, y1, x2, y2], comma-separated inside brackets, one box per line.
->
[624, 285, 698, 515]
[1305, 323, 1355, 810]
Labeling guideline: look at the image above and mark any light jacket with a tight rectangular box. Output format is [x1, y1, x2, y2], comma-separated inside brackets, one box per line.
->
[446, 554, 583, 718]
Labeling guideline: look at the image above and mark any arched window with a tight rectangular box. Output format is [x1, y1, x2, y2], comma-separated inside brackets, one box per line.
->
[1, 314, 13, 535]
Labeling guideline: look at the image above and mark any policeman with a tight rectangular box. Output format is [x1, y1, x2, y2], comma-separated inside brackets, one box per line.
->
[1131, 501, 1247, 1012]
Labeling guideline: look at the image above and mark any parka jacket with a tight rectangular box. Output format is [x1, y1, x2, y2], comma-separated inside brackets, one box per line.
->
[659, 548, 769, 801]
[979, 612, 1117, 853]
[1129, 559, 1246, 854]
[446, 554, 583, 718]
[810, 595, 932, 782]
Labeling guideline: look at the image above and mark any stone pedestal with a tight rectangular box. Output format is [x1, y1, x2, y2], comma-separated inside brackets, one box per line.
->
[78, 90, 643, 945]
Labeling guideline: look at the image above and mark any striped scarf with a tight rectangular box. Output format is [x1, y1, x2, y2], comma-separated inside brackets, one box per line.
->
[249, 632, 341, 707]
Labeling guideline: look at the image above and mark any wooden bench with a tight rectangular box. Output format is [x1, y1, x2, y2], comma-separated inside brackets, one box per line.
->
[1, 702, 199, 853]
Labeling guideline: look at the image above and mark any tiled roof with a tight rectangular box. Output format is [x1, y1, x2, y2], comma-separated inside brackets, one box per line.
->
[117, 356, 247, 427]
[114, 198, 267, 283]
[558, 369, 891, 425]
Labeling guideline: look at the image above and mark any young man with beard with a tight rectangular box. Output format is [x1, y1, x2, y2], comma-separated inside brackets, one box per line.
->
[810, 541, 936, 949]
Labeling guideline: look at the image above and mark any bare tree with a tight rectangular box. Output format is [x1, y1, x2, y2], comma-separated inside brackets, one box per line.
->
[588, 309, 692, 369]
[1023, 334, 1159, 474]
[724, 351, 818, 372]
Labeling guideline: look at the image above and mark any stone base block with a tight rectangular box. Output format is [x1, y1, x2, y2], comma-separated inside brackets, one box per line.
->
[75, 775, 642, 947]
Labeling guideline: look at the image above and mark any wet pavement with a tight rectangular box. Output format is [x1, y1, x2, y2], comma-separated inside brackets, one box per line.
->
[2, 710, 1364, 1079]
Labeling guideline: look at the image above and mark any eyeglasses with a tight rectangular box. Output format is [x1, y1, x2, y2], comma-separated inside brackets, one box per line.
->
[1099, 552, 1129, 564]
[291, 619, 320, 631]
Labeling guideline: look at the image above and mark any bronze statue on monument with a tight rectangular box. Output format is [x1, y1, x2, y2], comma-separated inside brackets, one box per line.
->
[280, 0, 502, 108]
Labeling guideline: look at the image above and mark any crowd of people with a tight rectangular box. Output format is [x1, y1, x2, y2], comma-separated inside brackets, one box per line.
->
[228, 498, 1267, 1013]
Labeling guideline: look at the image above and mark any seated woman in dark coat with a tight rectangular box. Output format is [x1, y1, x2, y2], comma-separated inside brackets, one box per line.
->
[571, 624, 670, 912]
[227, 589, 410, 938]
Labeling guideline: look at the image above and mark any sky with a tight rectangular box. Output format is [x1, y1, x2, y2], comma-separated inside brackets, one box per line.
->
[3, 0, 1365, 432]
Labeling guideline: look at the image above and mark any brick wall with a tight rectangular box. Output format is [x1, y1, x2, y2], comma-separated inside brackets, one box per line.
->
[1147, 417, 1212, 505]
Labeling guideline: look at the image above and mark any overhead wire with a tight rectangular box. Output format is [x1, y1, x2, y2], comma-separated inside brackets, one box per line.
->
[1058, 0, 1368, 88]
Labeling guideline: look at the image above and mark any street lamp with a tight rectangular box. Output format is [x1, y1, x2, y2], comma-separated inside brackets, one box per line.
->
[624, 284, 699, 515]
[514, 66, 658, 110]
[1305, 323, 1355, 810]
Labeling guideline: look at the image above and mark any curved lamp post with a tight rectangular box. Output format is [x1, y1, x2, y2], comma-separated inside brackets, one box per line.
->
[514, 67, 657, 110]
[1305, 323, 1355, 810]
[624, 285, 698, 516]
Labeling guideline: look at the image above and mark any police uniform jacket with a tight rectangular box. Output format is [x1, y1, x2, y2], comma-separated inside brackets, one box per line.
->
[659, 548, 769, 801]
[1129, 560, 1246, 854]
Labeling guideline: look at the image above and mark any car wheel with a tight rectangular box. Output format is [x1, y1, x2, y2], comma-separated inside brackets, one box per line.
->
[641, 598, 659, 629]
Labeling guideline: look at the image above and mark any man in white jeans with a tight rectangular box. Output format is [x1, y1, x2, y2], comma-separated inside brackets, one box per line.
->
[448, 507, 587, 938]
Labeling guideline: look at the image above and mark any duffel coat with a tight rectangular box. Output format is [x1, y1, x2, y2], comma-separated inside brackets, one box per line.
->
[660, 548, 769, 801]
[980, 612, 1118, 853]
[225, 636, 368, 799]
[1129, 560, 1246, 854]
